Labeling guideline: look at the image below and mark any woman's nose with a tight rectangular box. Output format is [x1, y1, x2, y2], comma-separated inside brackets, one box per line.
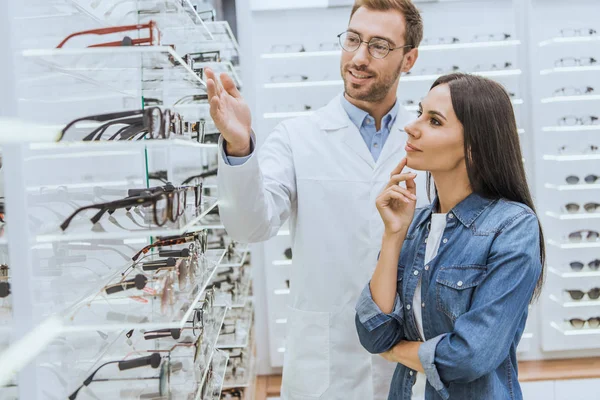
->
[404, 121, 420, 139]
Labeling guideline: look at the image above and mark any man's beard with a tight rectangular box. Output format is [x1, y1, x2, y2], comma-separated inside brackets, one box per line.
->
[342, 60, 404, 103]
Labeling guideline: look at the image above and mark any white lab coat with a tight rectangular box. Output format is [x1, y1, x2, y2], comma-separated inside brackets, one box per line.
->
[217, 93, 426, 400]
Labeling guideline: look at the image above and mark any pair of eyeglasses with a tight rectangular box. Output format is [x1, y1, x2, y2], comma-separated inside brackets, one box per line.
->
[60, 183, 201, 231]
[183, 50, 222, 70]
[0, 264, 9, 299]
[473, 33, 512, 42]
[569, 317, 600, 329]
[57, 21, 160, 49]
[68, 353, 162, 399]
[569, 260, 600, 271]
[270, 43, 305, 53]
[404, 65, 460, 76]
[563, 202, 600, 213]
[568, 230, 600, 242]
[338, 31, 413, 59]
[60, 108, 185, 141]
[473, 62, 513, 71]
[565, 175, 599, 185]
[422, 36, 459, 45]
[557, 145, 598, 155]
[132, 230, 208, 262]
[557, 115, 599, 126]
[270, 74, 309, 83]
[566, 288, 600, 301]
[553, 86, 595, 97]
[174, 93, 209, 105]
[555, 57, 598, 68]
[560, 28, 597, 38]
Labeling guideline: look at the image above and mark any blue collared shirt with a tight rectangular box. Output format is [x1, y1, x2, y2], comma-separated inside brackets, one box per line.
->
[223, 94, 400, 165]
[355, 193, 542, 400]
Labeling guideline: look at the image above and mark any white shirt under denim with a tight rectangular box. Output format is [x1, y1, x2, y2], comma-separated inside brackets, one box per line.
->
[412, 213, 447, 399]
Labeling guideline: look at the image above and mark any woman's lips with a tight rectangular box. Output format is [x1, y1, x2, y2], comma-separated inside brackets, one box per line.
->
[405, 142, 422, 152]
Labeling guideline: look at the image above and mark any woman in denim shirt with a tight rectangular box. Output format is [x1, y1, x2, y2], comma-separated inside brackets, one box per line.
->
[355, 73, 545, 400]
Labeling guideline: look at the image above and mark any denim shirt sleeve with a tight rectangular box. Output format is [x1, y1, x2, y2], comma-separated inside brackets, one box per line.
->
[418, 212, 541, 398]
[355, 282, 405, 354]
[220, 132, 256, 166]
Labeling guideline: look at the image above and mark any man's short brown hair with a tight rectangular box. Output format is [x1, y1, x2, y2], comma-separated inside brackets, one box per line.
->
[350, 0, 424, 49]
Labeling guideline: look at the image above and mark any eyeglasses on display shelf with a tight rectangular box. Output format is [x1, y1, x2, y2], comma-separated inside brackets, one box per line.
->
[557, 115, 599, 127]
[554, 57, 598, 67]
[568, 317, 600, 329]
[562, 202, 600, 214]
[568, 260, 600, 272]
[553, 86, 595, 97]
[566, 230, 599, 242]
[57, 21, 161, 49]
[565, 288, 600, 301]
[559, 28, 598, 38]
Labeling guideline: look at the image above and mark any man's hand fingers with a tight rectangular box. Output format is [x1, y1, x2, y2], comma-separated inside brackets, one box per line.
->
[221, 73, 242, 99]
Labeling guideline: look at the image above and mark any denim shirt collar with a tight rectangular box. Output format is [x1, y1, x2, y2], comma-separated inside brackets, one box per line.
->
[340, 93, 399, 131]
[415, 192, 498, 229]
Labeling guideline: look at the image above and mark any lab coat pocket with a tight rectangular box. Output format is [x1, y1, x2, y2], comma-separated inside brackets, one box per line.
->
[435, 265, 487, 322]
[282, 306, 330, 398]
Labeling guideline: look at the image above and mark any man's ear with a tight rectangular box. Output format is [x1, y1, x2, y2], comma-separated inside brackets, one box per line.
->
[401, 48, 419, 73]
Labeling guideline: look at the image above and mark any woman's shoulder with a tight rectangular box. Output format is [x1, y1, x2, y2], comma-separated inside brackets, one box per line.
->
[486, 198, 539, 233]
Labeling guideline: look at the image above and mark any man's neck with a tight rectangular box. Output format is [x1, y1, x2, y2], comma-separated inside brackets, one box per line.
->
[344, 92, 397, 131]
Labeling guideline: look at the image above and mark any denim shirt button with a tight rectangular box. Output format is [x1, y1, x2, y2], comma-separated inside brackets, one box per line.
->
[406, 304, 411, 310]
[414, 270, 419, 276]
[443, 238, 448, 244]
[449, 213, 454, 219]
[457, 280, 464, 287]
[409, 371, 414, 376]
[424, 265, 429, 271]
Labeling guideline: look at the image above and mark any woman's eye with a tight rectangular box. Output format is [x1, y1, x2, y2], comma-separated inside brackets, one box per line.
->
[430, 118, 441, 126]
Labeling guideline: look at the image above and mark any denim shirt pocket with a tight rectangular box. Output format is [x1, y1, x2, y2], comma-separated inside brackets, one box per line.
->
[435, 265, 487, 322]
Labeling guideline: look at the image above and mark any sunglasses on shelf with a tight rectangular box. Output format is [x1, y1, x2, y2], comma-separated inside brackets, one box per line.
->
[565, 175, 599, 185]
[566, 288, 600, 301]
[570, 260, 600, 271]
[0, 264, 10, 299]
[567, 230, 600, 242]
[563, 202, 600, 213]
[569, 317, 600, 329]
[57, 21, 160, 49]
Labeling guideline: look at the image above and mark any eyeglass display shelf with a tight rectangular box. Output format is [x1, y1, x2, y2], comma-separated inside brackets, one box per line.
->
[542, 125, 600, 133]
[29, 138, 217, 152]
[222, 344, 256, 390]
[0, 316, 63, 388]
[544, 183, 600, 192]
[58, 246, 226, 333]
[550, 321, 600, 336]
[546, 211, 600, 220]
[34, 196, 218, 243]
[549, 294, 600, 308]
[218, 245, 250, 268]
[547, 239, 600, 249]
[195, 60, 242, 88]
[260, 39, 521, 60]
[541, 94, 600, 104]
[539, 35, 600, 47]
[548, 266, 600, 279]
[272, 259, 292, 267]
[543, 154, 600, 162]
[213, 269, 252, 309]
[195, 349, 229, 400]
[204, 21, 241, 54]
[216, 304, 253, 350]
[540, 65, 600, 75]
[21, 46, 207, 100]
[264, 69, 522, 89]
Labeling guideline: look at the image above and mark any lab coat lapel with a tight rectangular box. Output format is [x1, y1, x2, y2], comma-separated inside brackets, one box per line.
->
[316, 94, 376, 170]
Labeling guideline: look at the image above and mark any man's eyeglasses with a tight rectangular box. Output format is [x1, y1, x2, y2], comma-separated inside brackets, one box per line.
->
[57, 21, 160, 49]
[337, 31, 412, 59]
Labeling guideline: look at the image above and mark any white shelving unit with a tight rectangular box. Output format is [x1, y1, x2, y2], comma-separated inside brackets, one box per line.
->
[0, 0, 256, 399]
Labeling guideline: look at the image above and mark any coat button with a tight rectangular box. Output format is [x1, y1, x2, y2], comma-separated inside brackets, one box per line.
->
[414, 270, 419, 276]
[457, 281, 463, 287]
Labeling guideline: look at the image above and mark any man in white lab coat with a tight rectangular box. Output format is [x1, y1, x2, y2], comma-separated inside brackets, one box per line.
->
[205, 1, 424, 399]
